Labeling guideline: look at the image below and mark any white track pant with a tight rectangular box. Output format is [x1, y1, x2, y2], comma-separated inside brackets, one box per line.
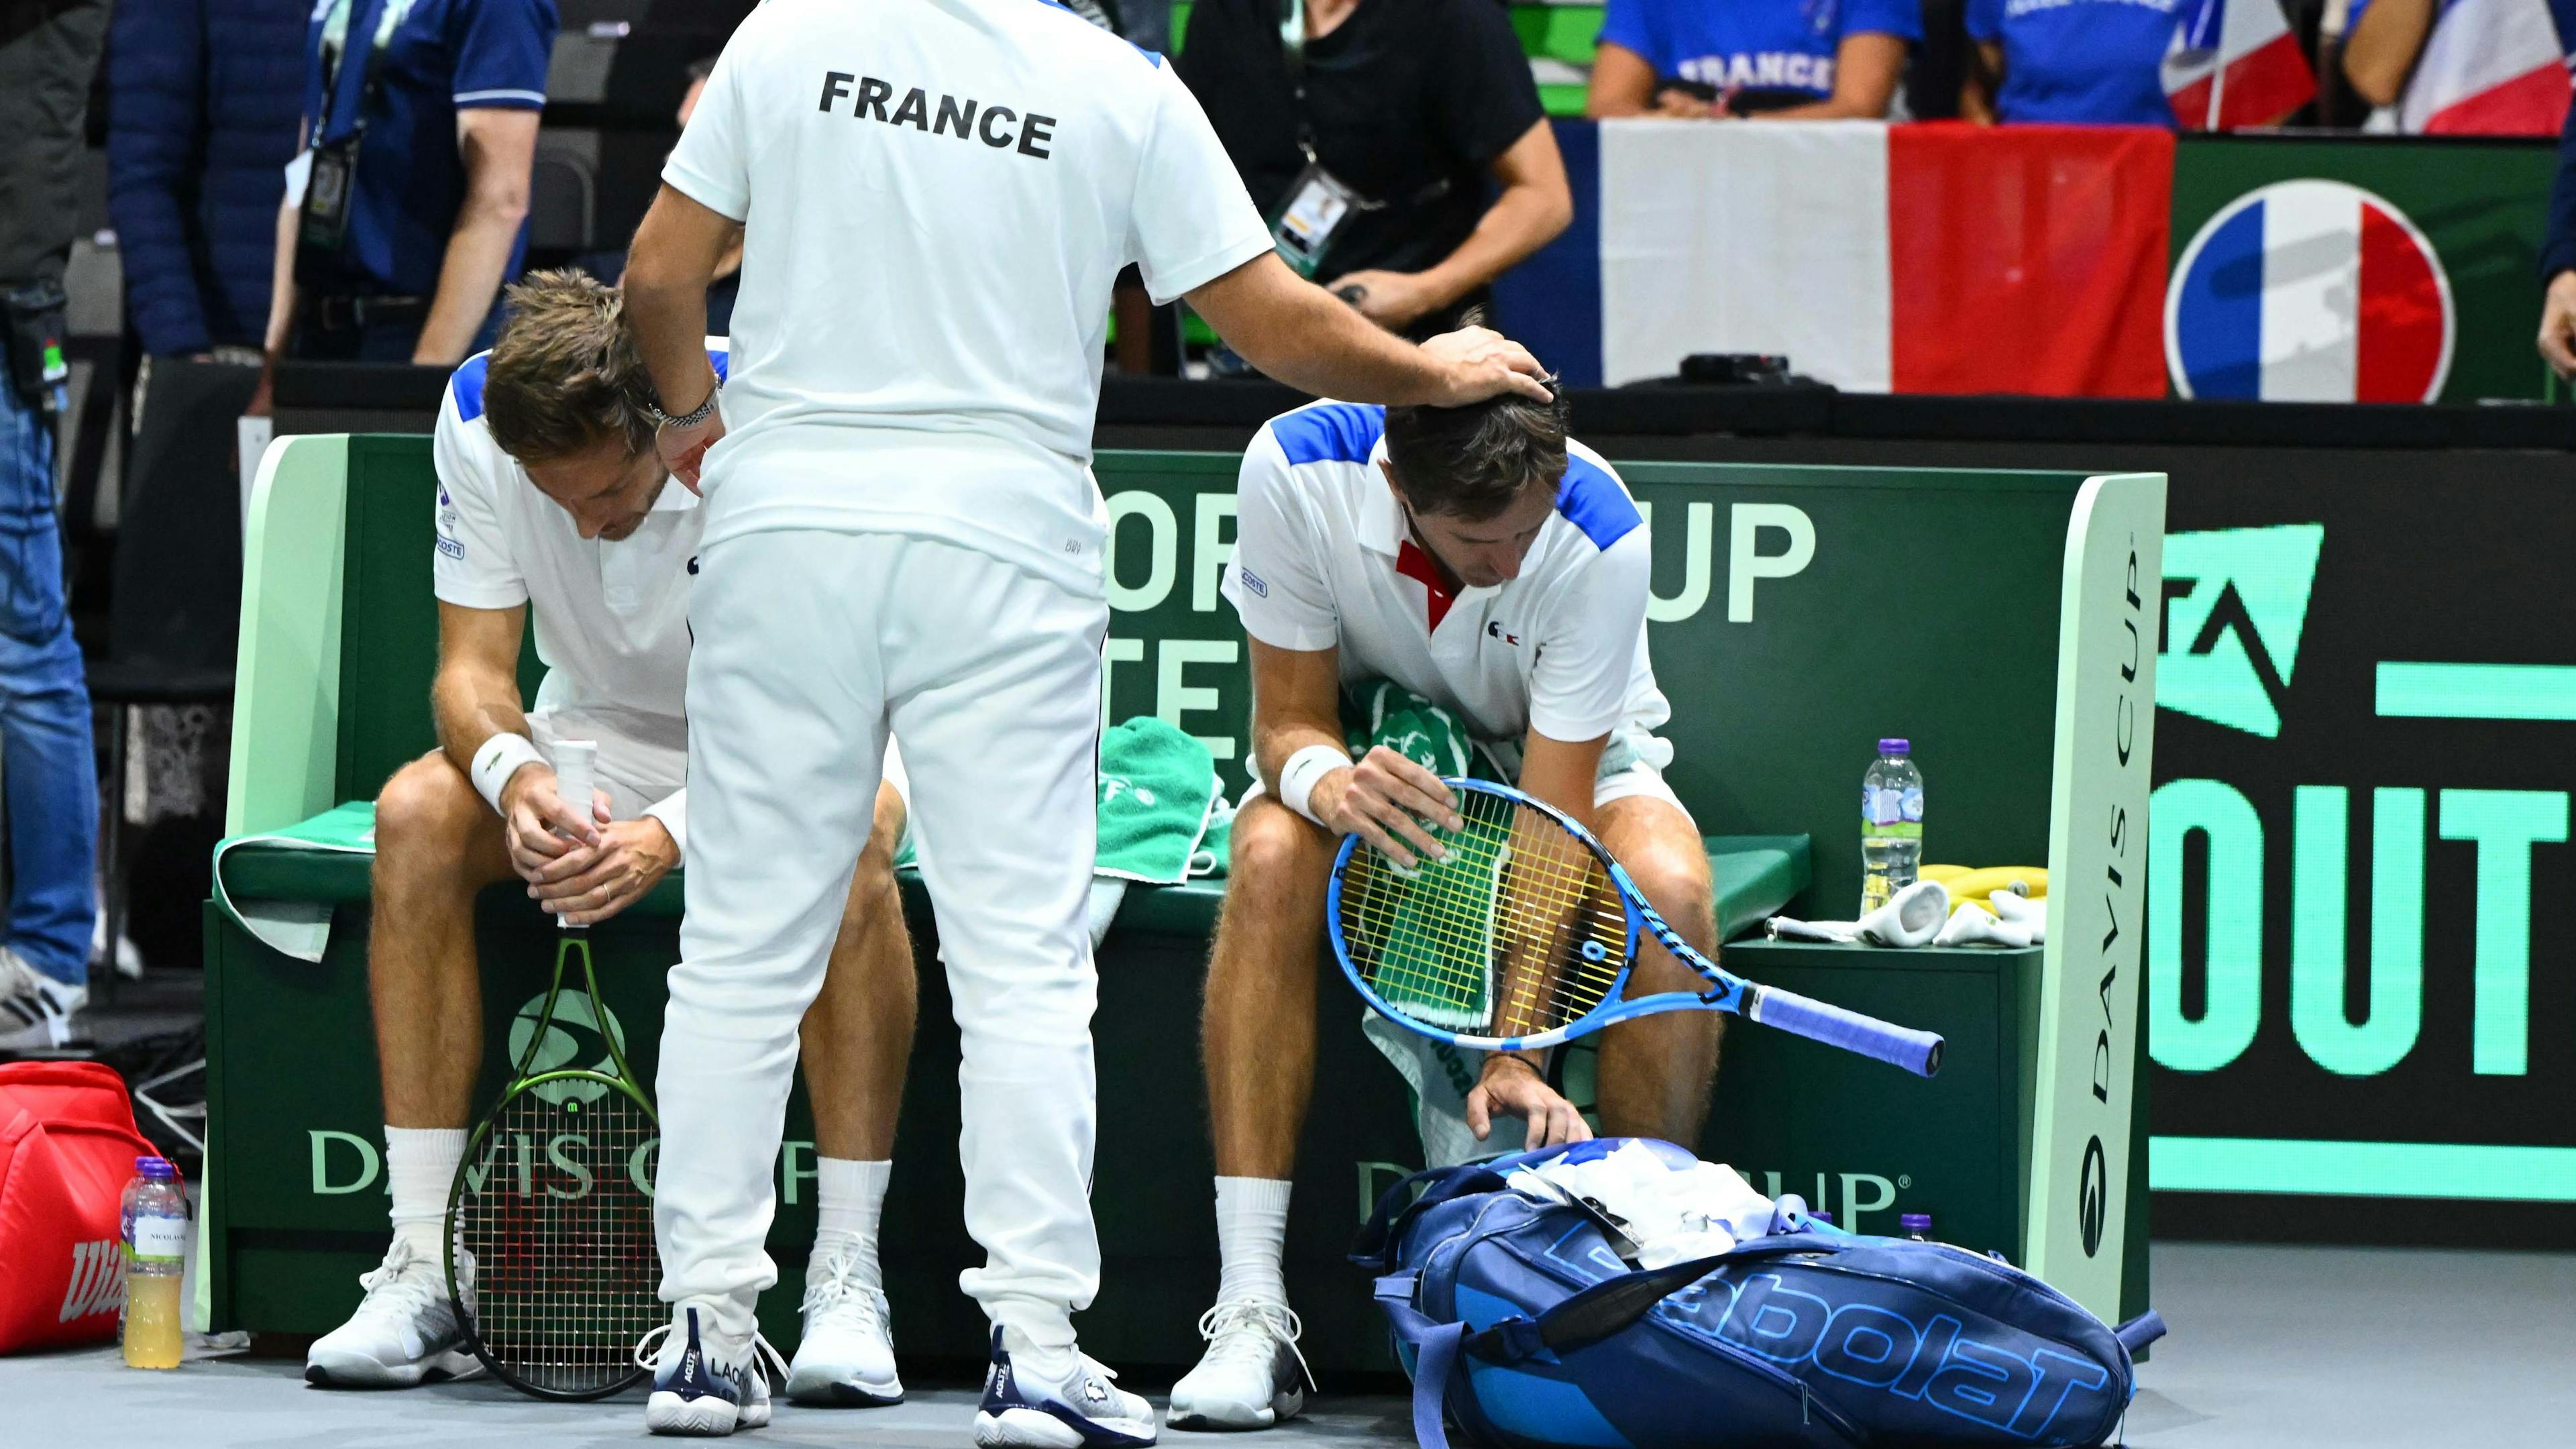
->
[655, 528, 1106, 1350]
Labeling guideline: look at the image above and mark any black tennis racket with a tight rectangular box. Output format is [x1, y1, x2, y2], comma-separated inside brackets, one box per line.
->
[445, 743, 662, 1399]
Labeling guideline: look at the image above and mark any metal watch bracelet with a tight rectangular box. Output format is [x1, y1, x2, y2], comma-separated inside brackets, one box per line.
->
[644, 380, 720, 429]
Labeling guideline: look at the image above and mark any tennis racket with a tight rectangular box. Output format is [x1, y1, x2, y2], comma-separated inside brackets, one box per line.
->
[1328, 778, 1944, 1077]
[445, 741, 663, 1399]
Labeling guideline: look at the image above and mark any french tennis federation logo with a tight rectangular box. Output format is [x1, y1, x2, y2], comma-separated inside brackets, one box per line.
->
[2165, 180, 2453, 403]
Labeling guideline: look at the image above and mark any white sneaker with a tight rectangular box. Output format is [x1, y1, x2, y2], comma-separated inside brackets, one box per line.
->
[1167, 1301, 1311, 1432]
[304, 1238, 482, 1387]
[975, 1327, 1158, 1447]
[0, 947, 84, 1053]
[641, 1303, 786, 1436]
[786, 1248, 903, 1405]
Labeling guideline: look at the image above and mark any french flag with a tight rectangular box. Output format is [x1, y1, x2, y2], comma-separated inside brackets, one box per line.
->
[2163, 0, 2318, 131]
[2165, 181, 2453, 402]
[1505, 121, 2174, 395]
[2395, 0, 2573, 136]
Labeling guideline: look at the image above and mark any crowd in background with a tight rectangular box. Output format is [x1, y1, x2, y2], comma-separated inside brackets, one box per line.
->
[5, 0, 2576, 1044]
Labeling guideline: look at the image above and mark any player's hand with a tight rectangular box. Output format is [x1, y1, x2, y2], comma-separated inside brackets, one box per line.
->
[1654, 86, 1715, 119]
[656, 410, 727, 494]
[1332, 269, 1440, 332]
[1311, 745, 1462, 870]
[1418, 326, 1554, 407]
[1468, 1054, 1591, 1150]
[2539, 270, 2576, 379]
[527, 818, 679, 926]
[500, 765, 606, 881]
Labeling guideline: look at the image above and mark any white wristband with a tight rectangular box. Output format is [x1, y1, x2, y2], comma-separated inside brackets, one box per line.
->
[470, 733, 545, 816]
[1277, 744, 1353, 827]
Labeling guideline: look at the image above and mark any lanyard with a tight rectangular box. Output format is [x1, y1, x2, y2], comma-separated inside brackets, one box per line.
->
[317, 0, 407, 146]
[1279, 0, 1316, 161]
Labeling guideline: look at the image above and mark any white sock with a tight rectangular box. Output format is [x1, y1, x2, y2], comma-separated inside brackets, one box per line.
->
[385, 1127, 468, 1260]
[1214, 1177, 1291, 1307]
[810, 1158, 892, 1293]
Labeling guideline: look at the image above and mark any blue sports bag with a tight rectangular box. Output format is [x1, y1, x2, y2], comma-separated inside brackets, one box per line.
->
[1353, 1142, 2165, 1449]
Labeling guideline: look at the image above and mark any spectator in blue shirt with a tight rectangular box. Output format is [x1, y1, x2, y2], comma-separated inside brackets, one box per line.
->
[256, 0, 555, 380]
[107, 0, 307, 360]
[1961, 0, 2176, 126]
[1587, 0, 1922, 119]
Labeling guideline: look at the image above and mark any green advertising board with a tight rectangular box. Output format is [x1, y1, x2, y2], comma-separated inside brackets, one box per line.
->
[2163, 134, 2554, 405]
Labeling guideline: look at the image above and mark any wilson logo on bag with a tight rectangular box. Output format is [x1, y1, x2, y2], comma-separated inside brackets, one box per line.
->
[0, 1062, 169, 1354]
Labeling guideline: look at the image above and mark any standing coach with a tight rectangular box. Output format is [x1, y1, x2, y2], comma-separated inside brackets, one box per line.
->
[621, 0, 1552, 1440]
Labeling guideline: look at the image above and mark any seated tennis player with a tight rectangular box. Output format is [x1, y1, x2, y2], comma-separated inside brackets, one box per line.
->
[306, 272, 915, 1409]
[1171, 390, 1721, 1430]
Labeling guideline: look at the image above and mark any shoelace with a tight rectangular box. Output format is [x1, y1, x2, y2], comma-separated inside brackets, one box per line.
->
[1194, 1300, 1315, 1391]
[631, 1320, 792, 1389]
[798, 1249, 889, 1338]
[351, 1239, 446, 1324]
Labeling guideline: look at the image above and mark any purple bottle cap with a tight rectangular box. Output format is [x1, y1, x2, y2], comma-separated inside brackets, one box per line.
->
[136, 1156, 178, 1180]
[1879, 739, 1909, 755]
[1900, 1213, 1931, 1230]
[1811, 1212, 1834, 1226]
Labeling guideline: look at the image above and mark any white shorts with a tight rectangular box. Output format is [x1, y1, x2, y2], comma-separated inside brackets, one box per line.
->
[525, 707, 912, 841]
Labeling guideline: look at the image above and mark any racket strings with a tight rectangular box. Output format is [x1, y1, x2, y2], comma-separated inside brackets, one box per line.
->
[456, 1081, 661, 1397]
[1338, 789, 1628, 1040]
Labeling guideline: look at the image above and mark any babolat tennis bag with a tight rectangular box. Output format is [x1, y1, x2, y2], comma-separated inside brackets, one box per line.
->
[1354, 1141, 2165, 1449]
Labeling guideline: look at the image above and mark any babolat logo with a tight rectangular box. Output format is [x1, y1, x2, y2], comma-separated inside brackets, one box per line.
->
[509, 987, 627, 1108]
[58, 1239, 123, 1322]
[1655, 1272, 2112, 1440]
[2157, 525, 2322, 738]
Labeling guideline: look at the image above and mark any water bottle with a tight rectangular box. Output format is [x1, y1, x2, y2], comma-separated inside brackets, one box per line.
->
[121, 1157, 188, 1369]
[1900, 1212, 1933, 1242]
[1860, 739, 1925, 915]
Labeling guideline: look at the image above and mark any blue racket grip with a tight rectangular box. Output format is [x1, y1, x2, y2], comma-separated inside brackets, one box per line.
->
[1749, 985, 1943, 1077]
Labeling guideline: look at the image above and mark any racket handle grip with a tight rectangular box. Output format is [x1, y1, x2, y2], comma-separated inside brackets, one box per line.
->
[1750, 985, 1944, 1077]
[552, 740, 599, 833]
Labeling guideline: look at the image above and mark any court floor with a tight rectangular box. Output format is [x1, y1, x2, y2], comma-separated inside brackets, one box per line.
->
[7, 1242, 2567, 1448]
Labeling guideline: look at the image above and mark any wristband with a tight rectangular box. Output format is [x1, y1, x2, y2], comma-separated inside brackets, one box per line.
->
[1277, 743, 1352, 827]
[470, 733, 545, 816]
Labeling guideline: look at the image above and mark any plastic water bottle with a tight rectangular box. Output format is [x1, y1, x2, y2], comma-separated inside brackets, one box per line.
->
[121, 1157, 188, 1368]
[1900, 1212, 1933, 1242]
[1861, 739, 1925, 915]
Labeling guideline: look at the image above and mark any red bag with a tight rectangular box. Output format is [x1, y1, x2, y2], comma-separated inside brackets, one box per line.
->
[0, 1062, 170, 1354]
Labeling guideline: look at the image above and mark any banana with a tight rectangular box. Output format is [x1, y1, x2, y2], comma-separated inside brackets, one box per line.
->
[1934, 867, 2049, 911]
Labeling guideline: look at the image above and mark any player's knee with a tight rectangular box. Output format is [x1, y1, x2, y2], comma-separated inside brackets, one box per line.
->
[1226, 798, 1332, 891]
[1629, 841, 1715, 939]
[373, 755, 488, 880]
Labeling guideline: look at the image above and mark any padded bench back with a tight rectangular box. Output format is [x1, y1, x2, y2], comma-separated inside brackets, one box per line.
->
[325, 438, 2094, 912]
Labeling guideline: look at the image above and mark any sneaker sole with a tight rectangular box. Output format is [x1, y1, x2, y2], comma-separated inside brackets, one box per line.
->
[304, 1348, 482, 1389]
[975, 1407, 1159, 1448]
[1166, 1386, 1302, 1433]
[787, 1373, 904, 1407]
[647, 1391, 745, 1436]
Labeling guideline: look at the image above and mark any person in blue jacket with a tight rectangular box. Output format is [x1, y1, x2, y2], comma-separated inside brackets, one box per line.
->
[1960, 0, 2176, 125]
[107, 0, 307, 360]
[1587, 0, 1922, 119]
[254, 0, 555, 382]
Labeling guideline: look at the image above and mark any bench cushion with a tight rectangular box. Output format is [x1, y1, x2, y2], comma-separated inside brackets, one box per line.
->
[216, 829, 1811, 942]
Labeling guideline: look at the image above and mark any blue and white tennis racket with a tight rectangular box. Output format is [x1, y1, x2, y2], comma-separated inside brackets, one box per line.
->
[1327, 778, 1943, 1076]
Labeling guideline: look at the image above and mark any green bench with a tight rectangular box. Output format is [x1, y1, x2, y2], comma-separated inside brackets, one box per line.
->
[208, 434, 2153, 1366]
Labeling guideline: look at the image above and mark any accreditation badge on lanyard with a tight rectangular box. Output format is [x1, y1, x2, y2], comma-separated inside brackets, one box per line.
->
[1265, 0, 1374, 279]
[301, 0, 407, 258]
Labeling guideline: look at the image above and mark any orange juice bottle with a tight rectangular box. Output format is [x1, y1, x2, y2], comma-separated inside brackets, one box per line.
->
[121, 1157, 186, 1369]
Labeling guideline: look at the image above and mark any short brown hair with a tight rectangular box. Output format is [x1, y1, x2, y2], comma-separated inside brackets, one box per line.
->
[482, 269, 657, 464]
[1382, 384, 1571, 523]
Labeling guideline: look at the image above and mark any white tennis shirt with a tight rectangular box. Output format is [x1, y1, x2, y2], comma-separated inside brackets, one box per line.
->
[431, 345, 729, 765]
[662, 0, 1274, 596]
[1222, 402, 1674, 775]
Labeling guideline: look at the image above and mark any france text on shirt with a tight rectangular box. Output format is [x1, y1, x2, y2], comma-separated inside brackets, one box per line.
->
[1678, 52, 1837, 91]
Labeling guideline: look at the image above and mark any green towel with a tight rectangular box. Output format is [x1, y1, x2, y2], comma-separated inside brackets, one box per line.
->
[1096, 716, 1223, 884]
[1342, 680, 1488, 780]
[212, 801, 380, 963]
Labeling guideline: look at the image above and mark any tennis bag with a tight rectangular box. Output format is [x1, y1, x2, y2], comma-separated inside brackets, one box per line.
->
[0, 1062, 168, 1354]
[1354, 1142, 2165, 1449]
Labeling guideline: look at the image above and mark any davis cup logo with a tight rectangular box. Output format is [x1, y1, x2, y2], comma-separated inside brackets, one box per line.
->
[2165, 180, 2453, 404]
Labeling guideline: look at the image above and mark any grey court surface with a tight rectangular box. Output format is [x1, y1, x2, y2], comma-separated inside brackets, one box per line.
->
[9, 1243, 2570, 1448]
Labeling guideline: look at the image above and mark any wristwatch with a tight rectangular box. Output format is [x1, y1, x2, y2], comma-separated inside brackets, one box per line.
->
[643, 379, 720, 429]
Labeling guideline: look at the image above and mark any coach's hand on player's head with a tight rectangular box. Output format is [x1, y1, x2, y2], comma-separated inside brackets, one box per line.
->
[500, 766, 606, 879]
[1315, 745, 1464, 869]
[526, 818, 682, 927]
[1468, 1053, 1592, 1150]
[1418, 326, 1556, 407]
